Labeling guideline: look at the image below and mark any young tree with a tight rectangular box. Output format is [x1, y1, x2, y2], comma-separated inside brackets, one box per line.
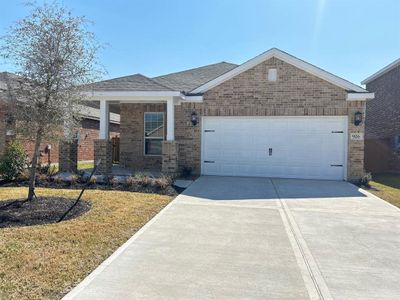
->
[0, 2, 102, 200]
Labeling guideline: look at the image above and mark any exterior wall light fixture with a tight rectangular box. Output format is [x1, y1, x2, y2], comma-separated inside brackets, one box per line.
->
[354, 111, 362, 126]
[191, 110, 198, 126]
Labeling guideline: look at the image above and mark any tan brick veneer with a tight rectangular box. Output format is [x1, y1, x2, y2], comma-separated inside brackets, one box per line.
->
[94, 139, 112, 175]
[119, 103, 166, 171]
[161, 141, 178, 174]
[59, 140, 78, 173]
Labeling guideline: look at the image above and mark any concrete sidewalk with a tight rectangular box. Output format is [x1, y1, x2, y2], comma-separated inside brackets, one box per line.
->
[64, 176, 400, 300]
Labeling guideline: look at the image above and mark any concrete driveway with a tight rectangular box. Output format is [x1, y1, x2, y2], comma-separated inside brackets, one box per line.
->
[64, 176, 400, 300]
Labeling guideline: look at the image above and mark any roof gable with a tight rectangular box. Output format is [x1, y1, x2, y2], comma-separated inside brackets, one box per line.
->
[362, 58, 400, 85]
[190, 48, 367, 94]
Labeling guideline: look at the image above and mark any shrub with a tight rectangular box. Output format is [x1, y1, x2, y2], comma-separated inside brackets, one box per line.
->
[69, 174, 79, 185]
[36, 173, 48, 182]
[133, 172, 152, 187]
[88, 175, 97, 185]
[125, 176, 136, 187]
[359, 172, 372, 188]
[109, 176, 119, 187]
[0, 141, 27, 181]
[154, 176, 172, 189]
[38, 164, 58, 176]
[54, 176, 62, 184]
[16, 169, 30, 182]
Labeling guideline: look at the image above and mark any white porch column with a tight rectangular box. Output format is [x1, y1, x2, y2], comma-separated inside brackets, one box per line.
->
[99, 100, 110, 139]
[166, 98, 175, 141]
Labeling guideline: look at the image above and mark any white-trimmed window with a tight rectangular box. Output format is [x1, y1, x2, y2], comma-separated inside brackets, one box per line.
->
[144, 112, 164, 155]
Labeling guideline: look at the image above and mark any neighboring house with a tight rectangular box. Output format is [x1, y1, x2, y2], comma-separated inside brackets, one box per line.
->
[362, 59, 400, 173]
[60, 48, 373, 182]
[0, 72, 120, 164]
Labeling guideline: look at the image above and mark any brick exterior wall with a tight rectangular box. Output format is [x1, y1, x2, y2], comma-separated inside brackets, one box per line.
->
[161, 141, 178, 174]
[120, 57, 365, 181]
[23, 139, 60, 165]
[59, 140, 78, 173]
[0, 115, 119, 164]
[365, 65, 400, 172]
[94, 139, 112, 174]
[120, 103, 165, 171]
[78, 118, 119, 161]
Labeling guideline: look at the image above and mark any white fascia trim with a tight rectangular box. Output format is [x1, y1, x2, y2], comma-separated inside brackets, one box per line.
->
[191, 48, 367, 94]
[182, 95, 203, 102]
[361, 58, 400, 85]
[83, 90, 183, 98]
[346, 92, 375, 101]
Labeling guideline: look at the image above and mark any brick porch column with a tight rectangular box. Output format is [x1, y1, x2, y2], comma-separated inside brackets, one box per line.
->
[59, 140, 78, 173]
[94, 139, 112, 175]
[162, 140, 178, 175]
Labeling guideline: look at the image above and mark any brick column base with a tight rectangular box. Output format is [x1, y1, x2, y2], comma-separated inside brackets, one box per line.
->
[94, 139, 112, 175]
[59, 140, 78, 173]
[162, 141, 178, 175]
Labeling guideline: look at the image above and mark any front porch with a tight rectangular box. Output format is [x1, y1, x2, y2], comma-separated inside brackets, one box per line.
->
[58, 90, 197, 176]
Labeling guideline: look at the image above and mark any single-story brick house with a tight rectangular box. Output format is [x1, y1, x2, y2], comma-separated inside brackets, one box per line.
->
[0, 72, 120, 164]
[362, 59, 400, 172]
[61, 48, 374, 181]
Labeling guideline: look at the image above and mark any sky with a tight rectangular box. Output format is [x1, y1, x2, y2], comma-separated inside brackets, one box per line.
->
[0, 0, 399, 86]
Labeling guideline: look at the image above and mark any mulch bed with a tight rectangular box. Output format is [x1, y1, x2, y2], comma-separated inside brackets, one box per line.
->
[0, 180, 181, 195]
[0, 197, 91, 228]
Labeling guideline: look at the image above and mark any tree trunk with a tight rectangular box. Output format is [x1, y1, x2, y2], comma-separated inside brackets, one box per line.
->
[27, 127, 43, 201]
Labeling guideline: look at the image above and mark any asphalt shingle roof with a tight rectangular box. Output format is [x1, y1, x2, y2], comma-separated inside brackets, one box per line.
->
[152, 62, 238, 92]
[87, 62, 238, 93]
[88, 73, 173, 91]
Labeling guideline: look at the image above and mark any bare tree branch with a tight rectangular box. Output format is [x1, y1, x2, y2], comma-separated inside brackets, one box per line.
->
[0, 1, 104, 200]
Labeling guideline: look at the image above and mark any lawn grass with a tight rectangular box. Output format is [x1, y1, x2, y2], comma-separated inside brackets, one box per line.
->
[45, 161, 94, 173]
[77, 162, 94, 170]
[0, 187, 172, 299]
[369, 173, 400, 208]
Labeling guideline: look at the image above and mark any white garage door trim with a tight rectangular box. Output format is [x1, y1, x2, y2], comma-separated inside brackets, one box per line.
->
[201, 116, 348, 180]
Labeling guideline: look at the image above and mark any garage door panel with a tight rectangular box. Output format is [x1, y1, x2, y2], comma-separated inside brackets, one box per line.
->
[202, 117, 346, 180]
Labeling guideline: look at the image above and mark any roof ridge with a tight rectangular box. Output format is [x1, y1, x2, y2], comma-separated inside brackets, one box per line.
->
[90, 73, 173, 91]
[94, 73, 143, 83]
[152, 61, 237, 79]
[142, 74, 174, 91]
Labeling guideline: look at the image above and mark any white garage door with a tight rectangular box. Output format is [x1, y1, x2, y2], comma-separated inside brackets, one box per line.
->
[201, 117, 347, 180]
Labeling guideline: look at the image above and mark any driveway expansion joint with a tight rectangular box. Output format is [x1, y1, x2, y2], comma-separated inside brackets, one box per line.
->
[271, 179, 333, 300]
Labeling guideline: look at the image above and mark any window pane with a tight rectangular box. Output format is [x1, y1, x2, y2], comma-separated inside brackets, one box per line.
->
[145, 139, 162, 155]
[145, 113, 164, 138]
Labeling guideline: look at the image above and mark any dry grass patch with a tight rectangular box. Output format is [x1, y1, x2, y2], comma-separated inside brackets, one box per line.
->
[0, 187, 172, 299]
[369, 173, 400, 208]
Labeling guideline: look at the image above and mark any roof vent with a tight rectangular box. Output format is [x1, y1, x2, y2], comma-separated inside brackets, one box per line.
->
[268, 68, 277, 82]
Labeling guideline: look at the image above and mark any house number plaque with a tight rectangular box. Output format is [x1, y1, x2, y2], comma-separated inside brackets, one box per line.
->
[350, 132, 364, 141]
